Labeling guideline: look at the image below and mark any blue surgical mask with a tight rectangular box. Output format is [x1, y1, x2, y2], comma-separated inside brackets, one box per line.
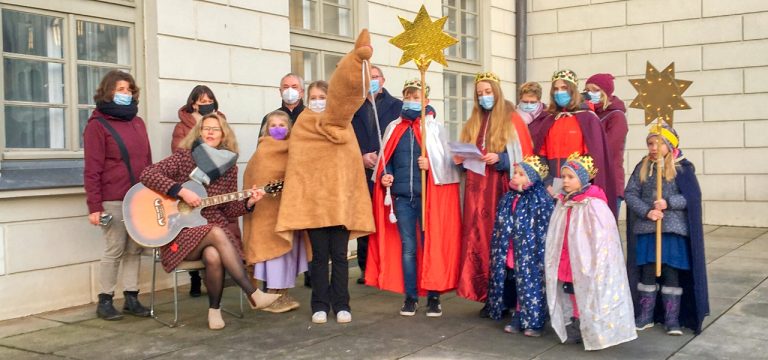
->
[369, 79, 381, 94]
[519, 102, 539, 113]
[554, 90, 571, 108]
[479, 95, 495, 110]
[402, 101, 421, 112]
[113, 93, 133, 106]
[588, 91, 602, 104]
[308, 99, 326, 112]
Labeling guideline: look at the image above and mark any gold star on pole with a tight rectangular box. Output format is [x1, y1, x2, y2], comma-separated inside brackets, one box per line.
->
[389, 5, 457, 71]
[629, 62, 692, 126]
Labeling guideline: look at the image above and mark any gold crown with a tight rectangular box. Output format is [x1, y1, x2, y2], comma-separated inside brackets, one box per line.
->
[403, 78, 430, 98]
[522, 155, 549, 179]
[475, 71, 500, 83]
[552, 69, 578, 86]
[566, 152, 598, 179]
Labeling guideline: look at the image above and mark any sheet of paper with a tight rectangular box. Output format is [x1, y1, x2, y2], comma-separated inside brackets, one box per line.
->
[551, 177, 564, 195]
[448, 141, 486, 176]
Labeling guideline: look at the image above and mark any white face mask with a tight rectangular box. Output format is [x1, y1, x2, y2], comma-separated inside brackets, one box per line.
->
[309, 99, 326, 112]
[281, 88, 300, 105]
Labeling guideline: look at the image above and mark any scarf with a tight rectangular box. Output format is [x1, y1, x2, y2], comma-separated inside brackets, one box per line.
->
[189, 139, 238, 185]
[97, 101, 138, 121]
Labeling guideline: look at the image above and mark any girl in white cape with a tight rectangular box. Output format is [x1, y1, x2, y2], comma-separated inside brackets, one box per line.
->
[545, 152, 636, 350]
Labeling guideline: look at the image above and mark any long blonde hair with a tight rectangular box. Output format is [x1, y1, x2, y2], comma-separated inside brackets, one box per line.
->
[178, 113, 239, 153]
[460, 80, 516, 153]
[639, 152, 678, 183]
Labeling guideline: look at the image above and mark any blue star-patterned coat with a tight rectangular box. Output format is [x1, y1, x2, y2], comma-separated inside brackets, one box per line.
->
[487, 181, 554, 330]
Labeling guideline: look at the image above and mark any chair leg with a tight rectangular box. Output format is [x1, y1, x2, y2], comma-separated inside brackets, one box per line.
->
[221, 288, 245, 319]
[150, 249, 182, 328]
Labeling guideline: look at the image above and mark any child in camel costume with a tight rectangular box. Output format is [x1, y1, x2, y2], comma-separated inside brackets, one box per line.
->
[275, 30, 375, 323]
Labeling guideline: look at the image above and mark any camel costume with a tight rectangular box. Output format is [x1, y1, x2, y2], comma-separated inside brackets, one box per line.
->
[275, 30, 375, 240]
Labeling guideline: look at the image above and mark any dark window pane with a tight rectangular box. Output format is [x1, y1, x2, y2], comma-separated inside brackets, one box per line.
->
[2, 10, 63, 58]
[290, 49, 319, 83]
[323, 53, 342, 79]
[79, 108, 92, 148]
[289, 0, 318, 31]
[5, 106, 65, 148]
[76, 20, 130, 65]
[77, 65, 113, 105]
[3, 58, 64, 103]
[322, 4, 351, 37]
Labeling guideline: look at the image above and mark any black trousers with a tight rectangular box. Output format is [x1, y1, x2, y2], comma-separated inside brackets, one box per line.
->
[357, 235, 368, 274]
[641, 263, 680, 287]
[308, 226, 351, 313]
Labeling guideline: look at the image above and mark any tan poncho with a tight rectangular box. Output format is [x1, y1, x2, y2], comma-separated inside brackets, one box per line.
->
[275, 29, 375, 241]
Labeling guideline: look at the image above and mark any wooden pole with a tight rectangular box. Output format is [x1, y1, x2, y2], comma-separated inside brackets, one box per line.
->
[419, 64, 427, 232]
[655, 117, 664, 277]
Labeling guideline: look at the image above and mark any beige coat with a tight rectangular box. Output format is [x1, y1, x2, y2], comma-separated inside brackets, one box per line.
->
[275, 29, 375, 241]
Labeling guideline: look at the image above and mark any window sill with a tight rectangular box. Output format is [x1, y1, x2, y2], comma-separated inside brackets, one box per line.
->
[3, 151, 84, 160]
[0, 159, 84, 191]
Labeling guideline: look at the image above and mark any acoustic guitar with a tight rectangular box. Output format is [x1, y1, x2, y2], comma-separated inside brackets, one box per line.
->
[123, 180, 283, 248]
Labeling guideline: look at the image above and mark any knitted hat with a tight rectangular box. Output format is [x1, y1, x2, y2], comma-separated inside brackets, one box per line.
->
[647, 123, 679, 150]
[551, 69, 578, 86]
[403, 78, 430, 98]
[561, 152, 597, 187]
[515, 155, 549, 184]
[586, 73, 615, 97]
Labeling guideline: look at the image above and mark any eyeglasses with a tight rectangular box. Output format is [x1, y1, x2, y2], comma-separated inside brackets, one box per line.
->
[201, 126, 222, 132]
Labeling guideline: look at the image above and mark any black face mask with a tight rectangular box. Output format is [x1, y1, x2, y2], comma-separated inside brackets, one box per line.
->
[197, 103, 216, 115]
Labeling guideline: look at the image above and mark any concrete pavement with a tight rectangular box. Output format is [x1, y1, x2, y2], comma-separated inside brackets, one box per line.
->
[1, 225, 766, 359]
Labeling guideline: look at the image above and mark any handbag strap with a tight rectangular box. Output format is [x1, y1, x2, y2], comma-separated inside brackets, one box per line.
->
[97, 116, 137, 185]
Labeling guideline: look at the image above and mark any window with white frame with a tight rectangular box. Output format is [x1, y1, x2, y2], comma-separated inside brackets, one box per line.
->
[1, 6, 133, 153]
[288, 0, 354, 84]
[442, 0, 482, 141]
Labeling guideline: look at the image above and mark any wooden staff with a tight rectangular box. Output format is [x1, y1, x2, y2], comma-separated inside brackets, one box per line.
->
[418, 57, 428, 232]
[655, 117, 664, 277]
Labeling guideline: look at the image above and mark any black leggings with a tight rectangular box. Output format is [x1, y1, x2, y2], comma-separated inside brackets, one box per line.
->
[503, 268, 517, 310]
[641, 263, 679, 287]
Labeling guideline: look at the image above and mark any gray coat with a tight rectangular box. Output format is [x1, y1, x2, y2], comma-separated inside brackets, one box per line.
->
[624, 159, 688, 236]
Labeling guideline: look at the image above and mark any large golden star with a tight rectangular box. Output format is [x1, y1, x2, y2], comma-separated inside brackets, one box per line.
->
[629, 62, 692, 126]
[389, 5, 457, 70]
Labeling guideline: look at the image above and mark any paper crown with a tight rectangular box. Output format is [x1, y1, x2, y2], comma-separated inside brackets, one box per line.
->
[565, 152, 598, 179]
[648, 123, 680, 149]
[518, 155, 549, 181]
[552, 69, 578, 86]
[475, 71, 500, 83]
[403, 78, 430, 98]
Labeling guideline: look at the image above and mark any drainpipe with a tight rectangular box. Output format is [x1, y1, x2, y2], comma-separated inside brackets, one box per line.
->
[515, 0, 527, 100]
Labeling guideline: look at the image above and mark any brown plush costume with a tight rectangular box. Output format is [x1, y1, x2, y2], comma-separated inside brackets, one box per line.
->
[242, 136, 311, 264]
[275, 30, 375, 241]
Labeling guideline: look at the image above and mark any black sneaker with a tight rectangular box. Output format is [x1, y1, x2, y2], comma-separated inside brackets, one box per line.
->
[426, 297, 442, 317]
[565, 317, 582, 344]
[399, 297, 418, 316]
[478, 304, 490, 318]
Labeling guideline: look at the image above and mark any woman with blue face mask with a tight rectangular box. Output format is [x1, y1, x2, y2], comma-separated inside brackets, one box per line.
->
[454, 72, 533, 318]
[531, 69, 620, 219]
[516, 82, 549, 149]
[585, 73, 628, 212]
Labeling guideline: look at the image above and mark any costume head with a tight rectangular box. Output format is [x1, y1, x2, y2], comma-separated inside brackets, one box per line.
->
[562, 152, 598, 188]
[586, 73, 615, 97]
[516, 155, 549, 184]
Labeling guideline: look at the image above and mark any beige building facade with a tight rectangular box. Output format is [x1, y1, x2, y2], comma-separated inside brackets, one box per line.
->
[0, 0, 764, 320]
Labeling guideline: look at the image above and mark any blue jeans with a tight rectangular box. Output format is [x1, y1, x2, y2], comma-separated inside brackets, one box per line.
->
[394, 196, 439, 299]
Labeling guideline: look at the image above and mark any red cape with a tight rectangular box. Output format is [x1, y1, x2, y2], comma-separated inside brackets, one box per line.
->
[364, 117, 462, 294]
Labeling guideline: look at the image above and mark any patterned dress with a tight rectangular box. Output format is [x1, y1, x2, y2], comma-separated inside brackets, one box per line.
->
[140, 150, 248, 272]
[488, 181, 554, 330]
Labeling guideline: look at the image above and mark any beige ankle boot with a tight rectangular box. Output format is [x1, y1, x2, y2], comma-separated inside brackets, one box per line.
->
[208, 308, 225, 330]
[261, 289, 300, 313]
[248, 289, 281, 309]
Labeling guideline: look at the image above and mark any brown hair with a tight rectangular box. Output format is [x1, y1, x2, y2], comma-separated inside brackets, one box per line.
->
[459, 80, 516, 153]
[178, 113, 239, 153]
[183, 85, 218, 113]
[260, 110, 292, 137]
[546, 80, 582, 114]
[307, 80, 329, 97]
[518, 81, 542, 101]
[93, 69, 140, 104]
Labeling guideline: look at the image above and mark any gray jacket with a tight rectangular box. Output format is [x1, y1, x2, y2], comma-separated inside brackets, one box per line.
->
[624, 159, 688, 236]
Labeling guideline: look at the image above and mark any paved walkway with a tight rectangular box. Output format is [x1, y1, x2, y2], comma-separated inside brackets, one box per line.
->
[1, 225, 766, 359]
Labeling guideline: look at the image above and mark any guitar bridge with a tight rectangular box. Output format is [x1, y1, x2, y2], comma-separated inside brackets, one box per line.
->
[153, 198, 166, 226]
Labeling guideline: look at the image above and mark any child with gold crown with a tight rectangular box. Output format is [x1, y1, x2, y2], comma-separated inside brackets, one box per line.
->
[487, 155, 554, 337]
[544, 153, 636, 350]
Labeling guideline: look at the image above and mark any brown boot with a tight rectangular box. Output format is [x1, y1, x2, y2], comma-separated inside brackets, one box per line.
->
[261, 289, 300, 313]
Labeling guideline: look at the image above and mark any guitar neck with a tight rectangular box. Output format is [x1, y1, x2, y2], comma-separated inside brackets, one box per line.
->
[200, 189, 253, 208]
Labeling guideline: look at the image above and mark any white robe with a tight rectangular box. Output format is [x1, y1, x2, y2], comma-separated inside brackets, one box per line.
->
[545, 192, 637, 351]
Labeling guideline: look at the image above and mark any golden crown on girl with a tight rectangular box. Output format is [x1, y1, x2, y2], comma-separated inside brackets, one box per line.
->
[522, 155, 549, 179]
[474, 71, 500, 83]
[566, 152, 598, 179]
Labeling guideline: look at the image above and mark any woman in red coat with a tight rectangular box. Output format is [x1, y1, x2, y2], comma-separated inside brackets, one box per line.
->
[454, 72, 533, 315]
[141, 113, 280, 330]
